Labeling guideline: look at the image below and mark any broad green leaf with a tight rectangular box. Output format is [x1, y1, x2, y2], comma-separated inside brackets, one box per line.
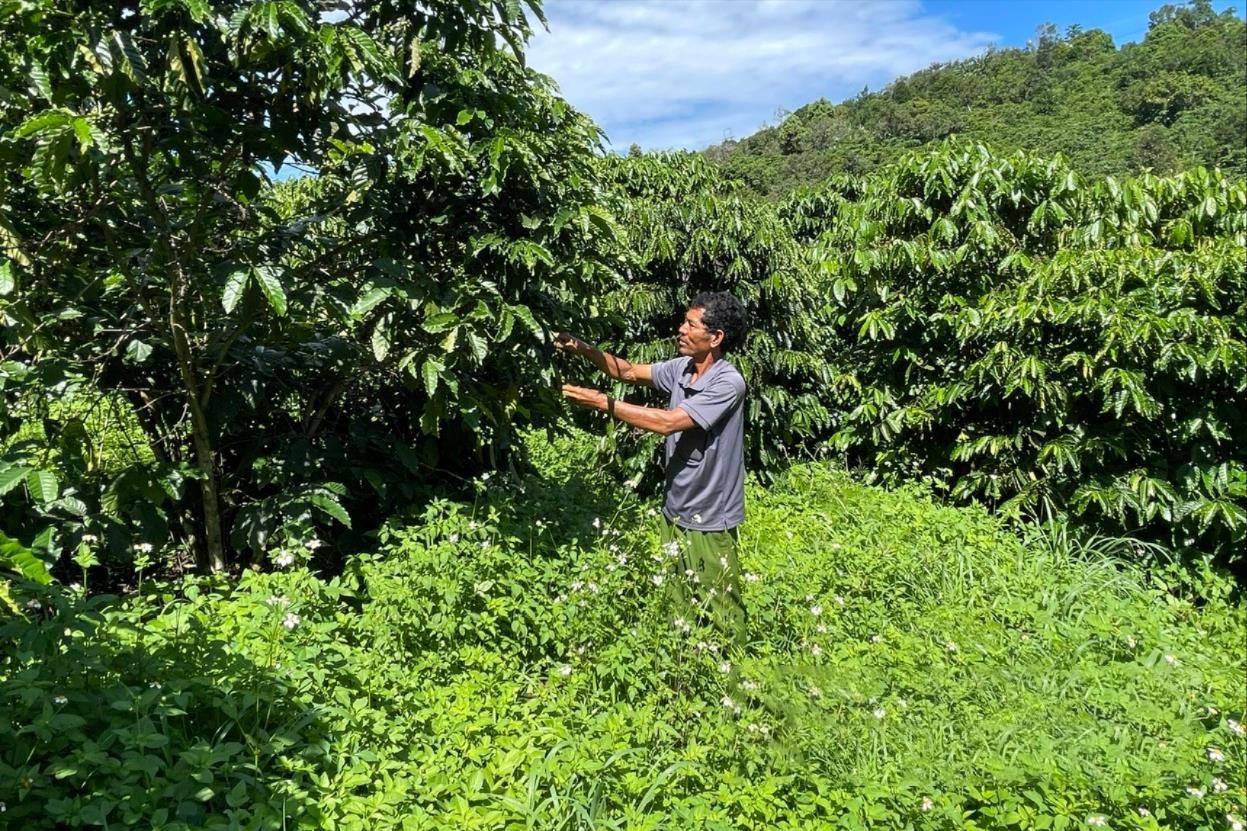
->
[509, 304, 543, 338]
[125, 339, 153, 363]
[371, 319, 390, 361]
[0, 465, 29, 496]
[26, 469, 59, 504]
[352, 286, 391, 318]
[308, 492, 352, 528]
[0, 531, 52, 585]
[222, 270, 249, 313]
[422, 357, 444, 397]
[254, 266, 287, 316]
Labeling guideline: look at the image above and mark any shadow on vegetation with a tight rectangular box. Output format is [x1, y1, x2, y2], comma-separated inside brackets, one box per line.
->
[0, 587, 335, 829]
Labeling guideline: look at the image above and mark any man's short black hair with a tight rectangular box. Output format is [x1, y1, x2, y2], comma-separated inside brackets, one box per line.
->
[690, 291, 748, 353]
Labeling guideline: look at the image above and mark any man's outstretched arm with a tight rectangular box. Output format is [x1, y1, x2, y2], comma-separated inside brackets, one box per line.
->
[553, 333, 652, 386]
[562, 385, 693, 436]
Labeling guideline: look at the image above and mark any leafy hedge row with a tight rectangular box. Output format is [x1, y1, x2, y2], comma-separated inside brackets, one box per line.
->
[780, 141, 1245, 563]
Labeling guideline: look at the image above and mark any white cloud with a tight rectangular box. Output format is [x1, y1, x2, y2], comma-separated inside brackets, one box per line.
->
[526, 0, 999, 151]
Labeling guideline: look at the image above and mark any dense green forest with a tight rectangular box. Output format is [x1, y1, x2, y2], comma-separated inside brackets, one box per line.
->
[706, 0, 1247, 197]
[1, 0, 1244, 827]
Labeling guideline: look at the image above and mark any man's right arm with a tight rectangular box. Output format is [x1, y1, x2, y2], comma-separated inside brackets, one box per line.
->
[553, 333, 652, 386]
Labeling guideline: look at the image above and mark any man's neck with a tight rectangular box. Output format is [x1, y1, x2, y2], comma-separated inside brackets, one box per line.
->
[688, 349, 722, 382]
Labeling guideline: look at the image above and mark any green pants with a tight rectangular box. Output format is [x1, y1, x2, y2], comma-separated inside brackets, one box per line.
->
[660, 516, 747, 650]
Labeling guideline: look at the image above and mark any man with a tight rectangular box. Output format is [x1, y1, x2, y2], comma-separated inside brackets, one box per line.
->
[555, 291, 749, 648]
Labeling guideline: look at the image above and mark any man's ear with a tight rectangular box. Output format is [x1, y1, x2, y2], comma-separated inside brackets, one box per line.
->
[710, 329, 725, 349]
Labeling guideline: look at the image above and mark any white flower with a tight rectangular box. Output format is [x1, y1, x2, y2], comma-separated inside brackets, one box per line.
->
[0, 802, 5, 812]
[816, 624, 827, 634]
[921, 797, 934, 812]
[149, 682, 161, 689]
[1228, 718, 1245, 736]
[742, 679, 758, 691]
[718, 557, 728, 569]
[616, 553, 627, 566]
[275, 550, 295, 568]
[69, 583, 81, 593]
[1229, 815, 1244, 831]
[651, 574, 664, 586]
[718, 661, 732, 674]
[1207, 746, 1225, 762]
[833, 594, 845, 605]
[588, 581, 599, 594]
[1187, 786, 1205, 798]
[872, 707, 885, 720]
[1136, 807, 1151, 817]
[570, 580, 584, 592]
[808, 685, 822, 699]
[1087, 816, 1107, 827]
[134, 542, 154, 554]
[744, 572, 759, 583]
[1126, 636, 1137, 648]
[592, 517, 601, 529]
[26, 599, 41, 610]
[870, 634, 882, 643]
[558, 664, 572, 677]
[1212, 778, 1228, 793]
[809, 605, 822, 617]
[692, 514, 703, 524]
[81, 534, 98, 544]
[448, 533, 460, 543]
[720, 695, 735, 709]
[810, 644, 823, 657]
[646, 508, 657, 517]
[53, 695, 68, 705]
[265, 595, 290, 607]
[945, 641, 959, 653]
[306, 538, 323, 550]
[1163, 654, 1178, 665]
[673, 617, 691, 634]
[282, 612, 300, 630]
[662, 541, 681, 558]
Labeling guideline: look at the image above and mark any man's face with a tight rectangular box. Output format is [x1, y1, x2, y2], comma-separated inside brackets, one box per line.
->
[676, 307, 722, 357]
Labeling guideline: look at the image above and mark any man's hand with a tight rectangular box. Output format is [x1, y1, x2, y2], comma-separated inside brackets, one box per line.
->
[561, 384, 607, 410]
[552, 332, 587, 354]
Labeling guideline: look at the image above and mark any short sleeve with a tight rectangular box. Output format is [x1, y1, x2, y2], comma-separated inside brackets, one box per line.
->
[678, 372, 745, 431]
[648, 357, 686, 396]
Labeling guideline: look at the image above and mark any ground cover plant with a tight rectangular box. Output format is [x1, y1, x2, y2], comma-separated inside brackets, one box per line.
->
[2, 430, 1242, 829]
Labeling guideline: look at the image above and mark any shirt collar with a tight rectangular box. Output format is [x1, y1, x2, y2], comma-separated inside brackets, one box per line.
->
[679, 357, 727, 392]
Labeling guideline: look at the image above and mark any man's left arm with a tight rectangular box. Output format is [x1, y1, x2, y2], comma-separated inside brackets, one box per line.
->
[561, 384, 693, 436]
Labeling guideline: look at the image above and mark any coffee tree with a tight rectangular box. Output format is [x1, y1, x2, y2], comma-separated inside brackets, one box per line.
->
[0, 0, 615, 575]
[793, 139, 1246, 563]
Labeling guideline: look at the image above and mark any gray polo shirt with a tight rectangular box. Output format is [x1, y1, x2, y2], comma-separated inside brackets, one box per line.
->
[649, 356, 746, 531]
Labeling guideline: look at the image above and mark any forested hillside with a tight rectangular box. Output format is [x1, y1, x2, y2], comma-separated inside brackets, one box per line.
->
[707, 0, 1247, 197]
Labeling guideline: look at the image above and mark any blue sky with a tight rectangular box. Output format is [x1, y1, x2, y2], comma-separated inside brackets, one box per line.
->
[525, 0, 1246, 152]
